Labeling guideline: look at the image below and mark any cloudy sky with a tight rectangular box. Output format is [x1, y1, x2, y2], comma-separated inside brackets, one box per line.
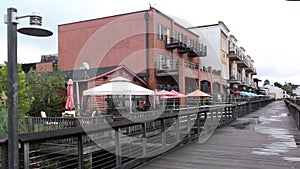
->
[1, 0, 300, 85]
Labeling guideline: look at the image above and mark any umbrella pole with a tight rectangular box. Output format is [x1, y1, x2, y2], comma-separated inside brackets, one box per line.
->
[129, 94, 132, 113]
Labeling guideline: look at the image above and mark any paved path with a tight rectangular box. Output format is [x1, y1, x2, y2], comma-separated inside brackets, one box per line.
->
[137, 100, 300, 169]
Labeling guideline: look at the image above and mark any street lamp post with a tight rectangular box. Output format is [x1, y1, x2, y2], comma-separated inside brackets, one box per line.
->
[5, 7, 52, 168]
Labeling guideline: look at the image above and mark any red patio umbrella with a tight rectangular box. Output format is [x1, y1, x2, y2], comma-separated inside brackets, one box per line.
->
[65, 79, 75, 110]
[155, 90, 176, 96]
[233, 91, 241, 95]
[162, 90, 186, 109]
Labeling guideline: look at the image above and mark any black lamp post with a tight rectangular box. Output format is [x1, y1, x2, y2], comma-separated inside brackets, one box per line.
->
[5, 7, 52, 168]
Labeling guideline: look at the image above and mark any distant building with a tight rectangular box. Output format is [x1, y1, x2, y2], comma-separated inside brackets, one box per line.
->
[263, 84, 284, 99]
[188, 21, 258, 95]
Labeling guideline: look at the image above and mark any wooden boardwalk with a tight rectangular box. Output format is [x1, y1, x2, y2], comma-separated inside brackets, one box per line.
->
[136, 100, 300, 169]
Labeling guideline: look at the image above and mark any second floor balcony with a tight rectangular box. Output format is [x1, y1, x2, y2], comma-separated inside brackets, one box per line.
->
[155, 61, 178, 76]
[228, 73, 242, 84]
[228, 47, 242, 61]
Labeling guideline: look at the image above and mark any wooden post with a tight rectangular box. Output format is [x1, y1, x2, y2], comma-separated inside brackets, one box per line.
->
[161, 119, 166, 149]
[187, 115, 191, 142]
[197, 112, 200, 138]
[115, 128, 122, 167]
[176, 117, 180, 143]
[22, 142, 29, 169]
[141, 123, 147, 156]
[78, 135, 84, 169]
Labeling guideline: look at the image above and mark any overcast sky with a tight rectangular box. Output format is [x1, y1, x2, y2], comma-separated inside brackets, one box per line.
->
[1, 0, 300, 85]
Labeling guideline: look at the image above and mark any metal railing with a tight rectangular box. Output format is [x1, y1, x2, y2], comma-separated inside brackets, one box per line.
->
[0, 98, 273, 169]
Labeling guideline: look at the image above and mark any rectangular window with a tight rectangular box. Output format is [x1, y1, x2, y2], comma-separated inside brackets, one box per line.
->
[157, 23, 164, 40]
[157, 54, 164, 69]
[166, 27, 170, 44]
[178, 33, 183, 42]
[166, 56, 171, 70]
[221, 36, 227, 52]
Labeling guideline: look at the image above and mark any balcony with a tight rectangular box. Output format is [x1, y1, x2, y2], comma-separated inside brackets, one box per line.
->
[155, 61, 178, 76]
[165, 36, 186, 50]
[245, 67, 257, 75]
[228, 48, 242, 60]
[228, 73, 242, 84]
[236, 55, 249, 67]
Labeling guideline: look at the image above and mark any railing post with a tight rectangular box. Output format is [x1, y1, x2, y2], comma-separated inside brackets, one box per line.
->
[161, 119, 166, 149]
[176, 117, 180, 144]
[78, 134, 84, 169]
[1, 141, 8, 169]
[115, 127, 122, 167]
[23, 142, 29, 169]
[248, 99, 252, 114]
[187, 115, 191, 142]
[141, 123, 147, 157]
[197, 112, 201, 138]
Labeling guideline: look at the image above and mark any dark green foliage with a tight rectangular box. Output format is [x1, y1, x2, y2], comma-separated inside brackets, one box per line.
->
[0, 62, 34, 116]
[26, 69, 66, 117]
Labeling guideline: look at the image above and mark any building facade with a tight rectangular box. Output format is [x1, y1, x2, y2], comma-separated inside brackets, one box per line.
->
[189, 21, 258, 95]
[57, 7, 208, 103]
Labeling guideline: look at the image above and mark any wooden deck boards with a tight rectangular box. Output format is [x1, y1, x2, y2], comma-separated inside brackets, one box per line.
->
[136, 100, 300, 169]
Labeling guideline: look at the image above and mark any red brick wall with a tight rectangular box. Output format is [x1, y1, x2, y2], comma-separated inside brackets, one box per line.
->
[58, 11, 147, 71]
[36, 62, 53, 72]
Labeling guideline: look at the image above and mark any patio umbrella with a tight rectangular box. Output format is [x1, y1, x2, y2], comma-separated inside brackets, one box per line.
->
[186, 89, 211, 98]
[186, 89, 211, 106]
[155, 90, 177, 108]
[65, 79, 75, 110]
[155, 90, 176, 96]
[162, 90, 186, 108]
[233, 91, 241, 95]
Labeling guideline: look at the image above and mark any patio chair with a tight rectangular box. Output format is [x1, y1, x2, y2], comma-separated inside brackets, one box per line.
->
[40, 111, 58, 125]
[62, 110, 76, 117]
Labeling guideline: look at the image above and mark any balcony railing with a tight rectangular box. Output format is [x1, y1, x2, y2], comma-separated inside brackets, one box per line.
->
[165, 35, 207, 58]
[228, 73, 242, 84]
[228, 47, 242, 60]
[165, 36, 186, 50]
[184, 61, 199, 70]
[156, 61, 178, 76]
[236, 55, 249, 67]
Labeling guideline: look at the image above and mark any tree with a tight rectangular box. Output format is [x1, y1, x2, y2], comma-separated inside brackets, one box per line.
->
[282, 82, 297, 96]
[26, 69, 66, 117]
[274, 82, 282, 88]
[263, 79, 270, 86]
[0, 62, 34, 116]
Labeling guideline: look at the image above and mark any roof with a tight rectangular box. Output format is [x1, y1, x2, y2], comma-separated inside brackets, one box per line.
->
[64, 65, 119, 81]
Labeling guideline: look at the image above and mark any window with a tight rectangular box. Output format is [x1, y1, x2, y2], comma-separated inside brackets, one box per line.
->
[157, 54, 164, 69]
[157, 23, 164, 40]
[166, 27, 170, 44]
[166, 56, 171, 70]
[221, 36, 227, 52]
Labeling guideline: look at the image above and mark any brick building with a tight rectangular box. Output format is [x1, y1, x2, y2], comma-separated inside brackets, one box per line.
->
[57, 7, 208, 105]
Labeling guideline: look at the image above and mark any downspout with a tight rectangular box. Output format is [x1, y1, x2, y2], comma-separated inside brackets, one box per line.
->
[144, 11, 149, 83]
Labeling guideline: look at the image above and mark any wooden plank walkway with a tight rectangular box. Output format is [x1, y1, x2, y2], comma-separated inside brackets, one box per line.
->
[136, 100, 300, 169]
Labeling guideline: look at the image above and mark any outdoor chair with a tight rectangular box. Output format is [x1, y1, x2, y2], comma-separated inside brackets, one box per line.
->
[62, 110, 76, 117]
[40, 111, 59, 125]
